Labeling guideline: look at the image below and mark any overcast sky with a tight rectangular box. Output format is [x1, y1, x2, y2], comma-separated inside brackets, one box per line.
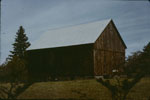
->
[1, 0, 150, 64]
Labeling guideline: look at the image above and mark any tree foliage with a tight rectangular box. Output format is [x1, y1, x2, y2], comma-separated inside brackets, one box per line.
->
[6, 56, 28, 82]
[124, 42, 150, 76]
[9, 26, 30, 60]
[2, 26, 31, 82]
[0, 26, 32, 99]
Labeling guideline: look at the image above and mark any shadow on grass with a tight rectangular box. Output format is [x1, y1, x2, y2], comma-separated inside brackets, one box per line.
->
[15, 82, 33, 98]
[0, 82, 33, 99]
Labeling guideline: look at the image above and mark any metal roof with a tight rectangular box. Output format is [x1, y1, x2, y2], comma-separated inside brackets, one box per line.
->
[28, 19, 111, 50]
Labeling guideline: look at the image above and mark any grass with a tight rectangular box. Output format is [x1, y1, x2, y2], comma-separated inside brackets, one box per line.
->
[127, 77, 150, 100]
[17, 79, 111, 100]
[0, 83, 25, 99]
[0, 77, 150, 100]
[17, 77, 150, 100]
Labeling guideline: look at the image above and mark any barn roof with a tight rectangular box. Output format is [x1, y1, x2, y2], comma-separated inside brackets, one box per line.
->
[28, 19, 113, 50]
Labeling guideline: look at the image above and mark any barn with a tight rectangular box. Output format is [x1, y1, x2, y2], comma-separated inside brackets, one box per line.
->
[27, 19, 127, 80]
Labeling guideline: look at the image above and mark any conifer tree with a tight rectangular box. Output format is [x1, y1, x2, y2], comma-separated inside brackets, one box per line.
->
[0, 26, 31, 99]
[9, 26, 30, 60]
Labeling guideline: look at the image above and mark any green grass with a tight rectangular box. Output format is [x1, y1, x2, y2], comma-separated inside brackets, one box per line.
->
[17, 79, 111, 100]
[1, 77, 150, 100]
[17, 77, 150, 100]
[127, 77, 150, 100]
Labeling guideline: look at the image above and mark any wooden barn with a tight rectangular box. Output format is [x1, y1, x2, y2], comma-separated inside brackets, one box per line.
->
[27, 19, 127, 80]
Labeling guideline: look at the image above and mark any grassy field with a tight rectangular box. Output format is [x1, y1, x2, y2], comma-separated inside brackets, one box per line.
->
[17, 79, 111, 100]
[16, 77, 150, 100]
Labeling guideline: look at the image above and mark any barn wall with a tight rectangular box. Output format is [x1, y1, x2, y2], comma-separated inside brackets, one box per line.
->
[94, 21, 125, 76]
[27, 44, 94, 80]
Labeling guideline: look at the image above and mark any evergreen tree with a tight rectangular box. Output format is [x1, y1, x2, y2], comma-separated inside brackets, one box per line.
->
[9, 26, 30, 60]
[0, 26, 32, 99]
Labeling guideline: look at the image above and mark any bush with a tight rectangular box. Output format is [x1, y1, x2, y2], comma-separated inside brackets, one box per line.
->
[0, 56, 29, 82]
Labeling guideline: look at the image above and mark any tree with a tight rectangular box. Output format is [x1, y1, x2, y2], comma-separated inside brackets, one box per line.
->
[141, 42, 150, 75]
[0, 26, 32, 99]
[9, 26, 30, 60]
[6, 56, 28, 82]
[6, 26, 30, 82]
[124, 42, 150, 76]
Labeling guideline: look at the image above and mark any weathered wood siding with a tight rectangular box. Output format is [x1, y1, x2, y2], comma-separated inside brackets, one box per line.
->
[27, 44, 94, 80]
[94, 21, 126, 76]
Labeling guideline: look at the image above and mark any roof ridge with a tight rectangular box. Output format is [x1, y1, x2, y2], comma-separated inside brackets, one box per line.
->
[46, 18, 112, 31]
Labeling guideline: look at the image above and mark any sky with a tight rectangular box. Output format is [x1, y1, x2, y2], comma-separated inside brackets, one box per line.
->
[1, 0, 150, 64]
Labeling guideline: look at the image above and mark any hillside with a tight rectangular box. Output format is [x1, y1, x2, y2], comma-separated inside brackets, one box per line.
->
[17, 78, 150, 100]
